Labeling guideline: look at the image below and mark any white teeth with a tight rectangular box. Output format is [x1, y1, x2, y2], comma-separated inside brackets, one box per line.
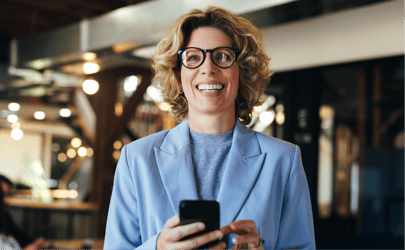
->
[197, 84, 224, 91]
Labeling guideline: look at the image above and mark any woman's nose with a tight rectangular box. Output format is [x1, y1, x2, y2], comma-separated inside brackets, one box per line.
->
[199, 54, 217, 75]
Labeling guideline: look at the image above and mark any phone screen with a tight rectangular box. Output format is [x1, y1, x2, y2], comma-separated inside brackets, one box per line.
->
[179, 200, 221, 249]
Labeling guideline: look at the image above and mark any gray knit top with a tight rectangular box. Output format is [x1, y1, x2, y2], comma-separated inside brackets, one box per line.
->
[189, 128, 234, 200]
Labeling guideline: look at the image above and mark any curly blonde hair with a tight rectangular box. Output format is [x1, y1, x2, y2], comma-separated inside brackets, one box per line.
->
[151, 6, 273, 125]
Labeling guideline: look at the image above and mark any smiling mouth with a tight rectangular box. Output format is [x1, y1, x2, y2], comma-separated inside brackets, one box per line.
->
[196, 84, 225, 92]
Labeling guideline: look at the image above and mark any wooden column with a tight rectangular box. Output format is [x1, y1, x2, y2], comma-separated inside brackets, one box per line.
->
[91, 69, 117, 239]
[41, 132, 53, 180]
[89, 66, 152, 238]
[334, 125, 352, 217]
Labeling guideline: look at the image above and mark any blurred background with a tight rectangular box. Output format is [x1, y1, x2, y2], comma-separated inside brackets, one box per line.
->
[0, 0, 403, 249]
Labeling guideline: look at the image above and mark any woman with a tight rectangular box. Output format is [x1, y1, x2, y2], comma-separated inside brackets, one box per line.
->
[0, 175, 50, 250]
[104, 6, 315, 250]
[0, 180, 21, 249]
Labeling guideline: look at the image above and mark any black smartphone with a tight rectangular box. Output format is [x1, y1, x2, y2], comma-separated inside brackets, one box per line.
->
[179, 200, 221, 249]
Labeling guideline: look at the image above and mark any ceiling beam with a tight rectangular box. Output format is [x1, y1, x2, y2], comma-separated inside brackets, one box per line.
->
[0, 118, 76, 138]
[0, 100, 77, 121]
[0, 11, 55, 28]
[2, 0, 97, 17]
[64, 0, 117, 12]
[0, 2, 40, 13]
[4, 0, 71, 12]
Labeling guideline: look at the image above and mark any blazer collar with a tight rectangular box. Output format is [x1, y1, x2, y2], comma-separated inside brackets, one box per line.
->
[158, 118, 190, 155]
[159, 118, 261, 159]
[154, 117, 265, 226]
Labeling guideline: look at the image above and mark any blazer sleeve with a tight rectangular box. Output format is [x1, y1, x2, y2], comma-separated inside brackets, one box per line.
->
[104, 145, 159, 250]
[275, 146, 316, 250]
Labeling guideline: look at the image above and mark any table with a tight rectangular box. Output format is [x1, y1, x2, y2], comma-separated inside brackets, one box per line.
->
[51, 238, 104, 249]
[8, 198, 98, 211]
[8, 198, 98, 239]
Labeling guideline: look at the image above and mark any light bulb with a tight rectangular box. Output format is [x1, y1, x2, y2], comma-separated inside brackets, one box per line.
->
[59, 108, 71, 117]
[8, 103, 20, 111]
[71, 138, 82, 148]
[58, 153, 67, 162]
[11, 128, 23, 140]
[87, 148, 94, 157]
[82, 79, 99, 95]
[67, 148, 77, 158]
[83, 52, 97, 61]
[78, 147, 87, 157]
[259, 111, 275, 125]
[7, 114, 18, 123]
[124, 75, 139, 92]
[34, 111, 46, 120]
[83, 62, 99, 74]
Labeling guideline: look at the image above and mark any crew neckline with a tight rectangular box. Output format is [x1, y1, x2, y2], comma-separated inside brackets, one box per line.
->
[189, 128, 234, 146]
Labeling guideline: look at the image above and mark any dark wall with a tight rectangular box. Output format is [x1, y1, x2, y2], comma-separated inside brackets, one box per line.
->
[362, 149, 404, 239]
[0, 35, 9, 63]
[268, 56, 404, 249]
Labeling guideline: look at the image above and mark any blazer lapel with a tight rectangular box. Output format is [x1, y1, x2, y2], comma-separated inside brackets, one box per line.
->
[154, 118, 265, 225]
[216, 119, 266, 226]
[154, 119, 199, 214]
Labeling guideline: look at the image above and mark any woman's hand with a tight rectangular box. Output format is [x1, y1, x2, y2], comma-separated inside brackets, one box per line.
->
[24, 237, 50, 250]
[157, 213, 226, 250]
[220, 220, 264, 250]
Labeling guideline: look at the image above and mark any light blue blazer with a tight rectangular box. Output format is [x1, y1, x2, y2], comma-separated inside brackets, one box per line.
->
[104, 118, 315, 249]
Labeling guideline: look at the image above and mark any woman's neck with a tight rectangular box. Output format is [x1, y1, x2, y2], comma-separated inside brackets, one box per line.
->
[188, 112, 236, 134]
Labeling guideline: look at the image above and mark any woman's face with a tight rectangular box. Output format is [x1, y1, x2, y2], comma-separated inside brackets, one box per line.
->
[180, 27, 239, 117]
[1, 182, 11, 204]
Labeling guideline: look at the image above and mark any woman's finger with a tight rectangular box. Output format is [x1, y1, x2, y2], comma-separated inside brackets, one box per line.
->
[171, 229, 223, 250]
[230, 220, 255, 232]
[248, 242, 264, 250]
[220, 224, 249, 236]
[207, 241, 227, 249]
[232, 234, 260, 245]
[232, 243, 249, 250]
[193, 230, 223, 248]
[220, 224, 233, 235]
[171, 222, 205, 241]
[165, 213, 180, 229]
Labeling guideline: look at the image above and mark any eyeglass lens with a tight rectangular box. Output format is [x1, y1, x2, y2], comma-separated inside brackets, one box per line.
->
[181, 48, 236, 69]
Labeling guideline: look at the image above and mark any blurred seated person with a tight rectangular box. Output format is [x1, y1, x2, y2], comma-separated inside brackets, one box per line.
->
[0, 182, 21, 249]
[0, 174, 50, 250]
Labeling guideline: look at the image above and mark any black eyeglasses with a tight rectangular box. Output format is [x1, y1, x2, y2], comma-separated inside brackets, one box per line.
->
[178, 47, 239, 69]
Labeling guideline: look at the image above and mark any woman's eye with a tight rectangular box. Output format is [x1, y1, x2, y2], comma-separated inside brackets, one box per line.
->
[187, 55, 200, 61]
[216, 53, 231, 61]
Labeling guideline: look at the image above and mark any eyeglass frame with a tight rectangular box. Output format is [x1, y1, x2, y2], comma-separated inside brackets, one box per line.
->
[177, 47, 240, 69]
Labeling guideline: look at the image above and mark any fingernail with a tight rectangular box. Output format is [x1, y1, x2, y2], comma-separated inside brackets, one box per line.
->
[232, 238, 237, 244]
[216, 231, 222, 237]
[198, 223, 204, 228]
